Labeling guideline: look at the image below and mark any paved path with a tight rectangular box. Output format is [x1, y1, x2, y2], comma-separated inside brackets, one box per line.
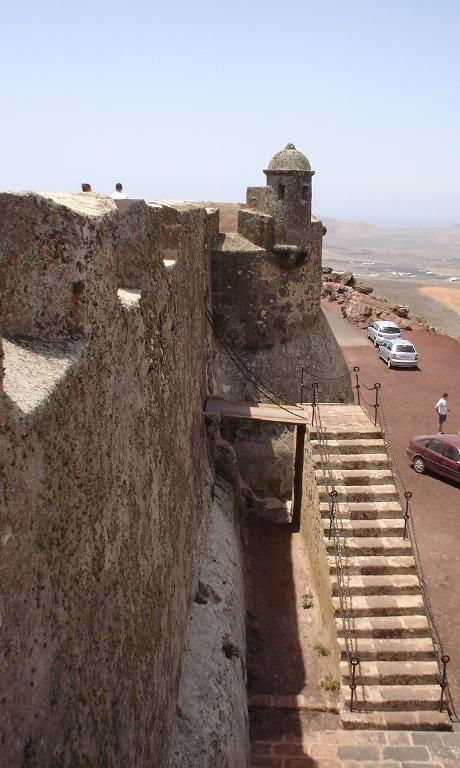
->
[252, 728, 460, 767]
[322, 300, 460, 712]
[323, 305, 369, 347]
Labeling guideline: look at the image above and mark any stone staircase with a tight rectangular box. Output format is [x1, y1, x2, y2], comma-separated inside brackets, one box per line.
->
[311, 421, 452, 731]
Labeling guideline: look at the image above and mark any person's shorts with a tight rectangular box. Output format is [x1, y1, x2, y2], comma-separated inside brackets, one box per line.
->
[439, 414, 447, 423]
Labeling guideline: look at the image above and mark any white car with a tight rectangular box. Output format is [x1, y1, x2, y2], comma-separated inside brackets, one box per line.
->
[367, 320, 401, 346]
[378, 338, 418, 369]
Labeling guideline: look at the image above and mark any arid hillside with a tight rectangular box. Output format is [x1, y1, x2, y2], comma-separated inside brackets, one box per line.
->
[322, 217, 460, 280]
[201, 201, 241, 232]
[199, 203, 460, 281]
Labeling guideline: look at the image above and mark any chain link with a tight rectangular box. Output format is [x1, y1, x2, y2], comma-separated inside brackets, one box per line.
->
[313, 396, 358, 681]
[373, 394, 457, 719]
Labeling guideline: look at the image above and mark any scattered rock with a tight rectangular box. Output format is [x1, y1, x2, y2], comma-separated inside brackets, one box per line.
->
[322, 267, 418, 330]
[341, 300, 372, 322]
[326, 270, 342, 282]
[393, 304, 409, 318]
[321, 282, 339, 296]
[340, 271, 355, 286]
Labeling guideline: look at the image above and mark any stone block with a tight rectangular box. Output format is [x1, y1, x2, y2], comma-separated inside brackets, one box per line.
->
[383, 745, 430, 761]
[337, 745, 380, 760]
[238, 207, 274, 249]
[252, 742, 273, 754]
[273, 742, 305, 755]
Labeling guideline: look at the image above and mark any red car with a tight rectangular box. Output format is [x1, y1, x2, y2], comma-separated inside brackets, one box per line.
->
[407, 434, 460, 484]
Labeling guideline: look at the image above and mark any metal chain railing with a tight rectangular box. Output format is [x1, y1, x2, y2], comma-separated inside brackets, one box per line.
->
[206, 309, 454, 717]
[356, 378, 455, 719]
[312, 386, 360, 711]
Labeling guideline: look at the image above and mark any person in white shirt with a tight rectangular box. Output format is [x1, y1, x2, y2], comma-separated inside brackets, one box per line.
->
[435, 393, 449, 434]
[111, 183, 127, 200]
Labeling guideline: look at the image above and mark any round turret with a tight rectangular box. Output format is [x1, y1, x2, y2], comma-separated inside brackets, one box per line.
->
[266, 143, 311, 173]
[260, 143, 315, 251]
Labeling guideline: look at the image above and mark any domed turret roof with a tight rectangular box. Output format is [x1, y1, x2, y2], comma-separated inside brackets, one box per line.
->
[267, 143, 311, 172]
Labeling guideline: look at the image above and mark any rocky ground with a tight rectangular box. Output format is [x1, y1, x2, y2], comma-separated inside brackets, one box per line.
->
[322, 269, 460, 342]
[321, 268, 414, 332]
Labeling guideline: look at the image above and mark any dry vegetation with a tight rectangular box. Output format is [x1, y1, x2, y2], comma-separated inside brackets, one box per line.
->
[420, 286, 460, 315]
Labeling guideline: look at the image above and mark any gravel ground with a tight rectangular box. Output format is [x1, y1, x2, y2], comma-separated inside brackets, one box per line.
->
[364, 278, 460, 340]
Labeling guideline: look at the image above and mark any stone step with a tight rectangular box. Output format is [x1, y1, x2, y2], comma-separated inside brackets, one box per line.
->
[311, 437, 386, 454]
[319, 486, 399, 502]
[321, 501, 403, 519]
[326, 536, 412, 557]
[328, 555, 416, 575]
[331, 574, 421, 596]
[314, 454, 390, 469]
[340, 660, 440, 685]
[316, 469, 394, 486]
[336, 615, 431, 638]
[346, 684, 443, 711]
[310, 428, 381, 440]
[333, 595, 425, 618]
[309, 425, 382, 439]
[323, 518, 405, 538]
[338, 637, 436, 661]
[341, 709, 451, 730]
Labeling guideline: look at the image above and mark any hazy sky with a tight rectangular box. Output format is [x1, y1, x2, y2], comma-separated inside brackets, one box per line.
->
[1, 0, 459, 225]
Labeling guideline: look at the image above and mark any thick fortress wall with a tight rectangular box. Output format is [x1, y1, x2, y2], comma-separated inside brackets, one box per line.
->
[212, 219, 351, 403]
[0, 194, 215, 767]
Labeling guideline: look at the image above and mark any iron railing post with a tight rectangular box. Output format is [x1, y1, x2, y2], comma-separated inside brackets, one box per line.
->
[353, 366, 360, 405]
[440, 654, 450, 712]
[403, 491, 412, 540]
[311, 382, 319, 426]
[373, 383, 381, 426]
[328, 489, 338, 539]
[350, 657, 359, 712]
[299, 365, 305, 406]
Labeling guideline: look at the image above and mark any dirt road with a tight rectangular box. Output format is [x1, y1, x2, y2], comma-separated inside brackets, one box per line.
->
[323, 301, 460, 710]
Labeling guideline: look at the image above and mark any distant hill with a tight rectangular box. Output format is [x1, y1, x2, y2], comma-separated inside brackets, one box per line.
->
[198, 203, 460, 279]
[321, 218, 460, 279]
[201, 202, 241, 232]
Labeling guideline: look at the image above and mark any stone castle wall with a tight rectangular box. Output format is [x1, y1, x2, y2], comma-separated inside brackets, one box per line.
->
[299, 427, 340, 668]
[212, 219, 352, 404]
[0, 193, 216, 767]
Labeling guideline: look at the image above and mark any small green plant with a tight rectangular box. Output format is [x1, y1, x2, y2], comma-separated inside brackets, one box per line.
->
[314, 643, 330, 657]
[302, 592, 314, 610]
[321, 675, 340, 693]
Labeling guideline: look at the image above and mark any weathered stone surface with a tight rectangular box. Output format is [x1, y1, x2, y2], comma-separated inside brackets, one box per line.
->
[212, 150, 352, 405]
[393, 303, 410, 318]
[340, 270, 356, 286]
[341, 299, 373, 322]
[170, 478, 250, 768]
[0, 192, 117, 339]
[355, 284, 374, 295]
[399, 318, 413, 330]
[322, 269, 420, 333]
[0, 194, 215, 768]
[238, 208, 274, 250]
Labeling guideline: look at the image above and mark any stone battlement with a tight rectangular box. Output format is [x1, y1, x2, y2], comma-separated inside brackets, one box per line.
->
[0, 191, 217, 767]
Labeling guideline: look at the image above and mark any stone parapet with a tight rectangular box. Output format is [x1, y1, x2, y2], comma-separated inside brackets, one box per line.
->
[0, 194, 215, 767]
[238, 208, 274, 250]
